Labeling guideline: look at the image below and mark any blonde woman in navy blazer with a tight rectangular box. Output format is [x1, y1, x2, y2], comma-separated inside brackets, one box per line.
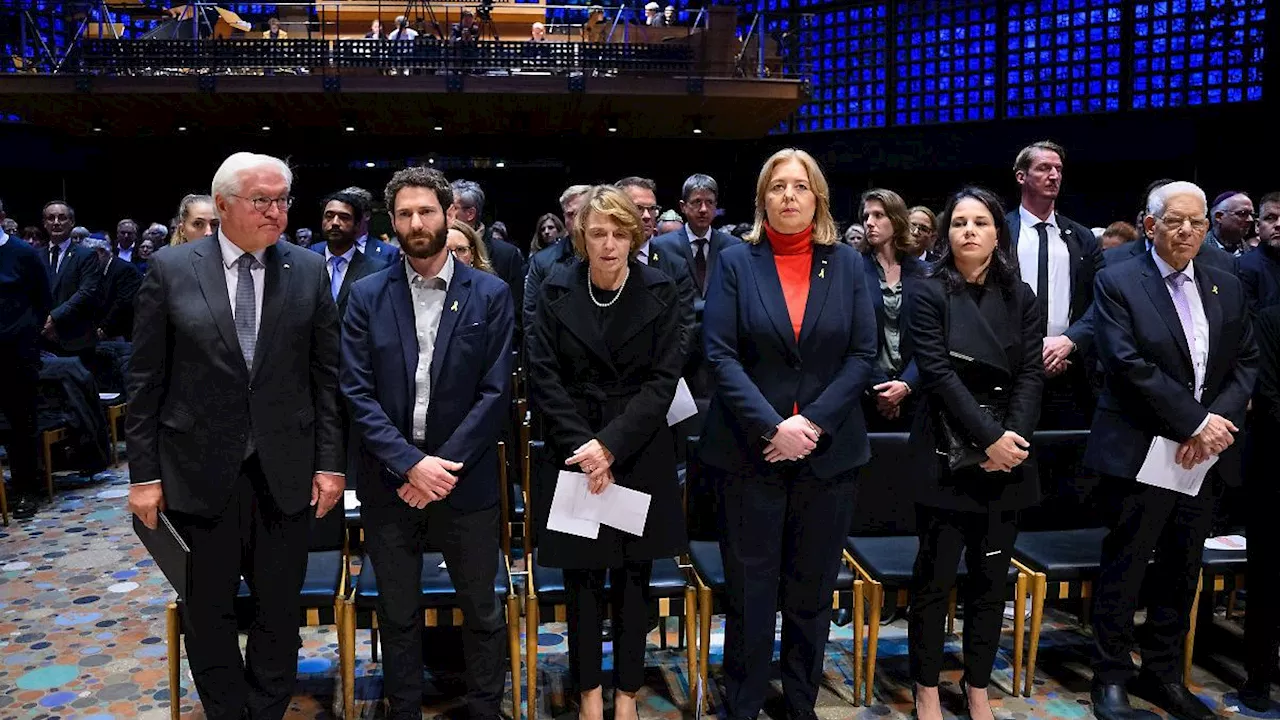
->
[700, 148, 878, 720]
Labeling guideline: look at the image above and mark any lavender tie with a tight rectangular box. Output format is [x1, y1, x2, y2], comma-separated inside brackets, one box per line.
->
[1166, 271, 1196, 355]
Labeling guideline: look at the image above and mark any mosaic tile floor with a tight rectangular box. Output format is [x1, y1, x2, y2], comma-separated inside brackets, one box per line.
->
[0, 466, 1274, 719]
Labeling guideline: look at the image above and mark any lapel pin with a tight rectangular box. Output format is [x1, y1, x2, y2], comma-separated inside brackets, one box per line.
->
[1212, 285, 1219, 294]
[450, 300, 459, 312]
[283, 263, 290, 269]
[819, 268, 825, 279]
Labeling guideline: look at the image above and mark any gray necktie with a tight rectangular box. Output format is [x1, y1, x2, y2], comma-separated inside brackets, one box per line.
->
[234, 253, 258, 370]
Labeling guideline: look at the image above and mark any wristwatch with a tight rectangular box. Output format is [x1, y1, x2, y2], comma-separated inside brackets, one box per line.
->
[762, 425, 779, 442]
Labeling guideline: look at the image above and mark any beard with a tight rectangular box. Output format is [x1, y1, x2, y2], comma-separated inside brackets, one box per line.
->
[399, 225, 449, 259]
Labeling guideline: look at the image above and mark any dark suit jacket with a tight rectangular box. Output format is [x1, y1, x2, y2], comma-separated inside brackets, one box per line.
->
[307, 243, 386, 321]
[645, 240, 698, 363]
[701, 241, 878, 479]
[1104, 237, 1238, 275]
[44, 242, 102, 354]
[0, 236, 53, 363]
[861, 251, 924, 388]
[1085, 251, 1258, 482]
[125, 236, 345, 517]
[523, 236, 575, 331]
[1237, 245, 1280, 315]
[340, 259, 515, 510]
[98, 256, 142, 340]
[1004, 209, 1103, 355]
[482, 231, 528, 331]
[904, 276, 1045, 511]
[650, 227, 741, 298]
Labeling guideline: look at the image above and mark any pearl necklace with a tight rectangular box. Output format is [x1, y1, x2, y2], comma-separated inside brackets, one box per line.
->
[587, 266, 630, 308]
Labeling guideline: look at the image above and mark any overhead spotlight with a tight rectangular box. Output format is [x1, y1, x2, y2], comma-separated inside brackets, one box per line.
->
[495, 161, 506, 169]
[261, 125, 271, 131]
[345, 125, 356, 133]
[607, 116, 618, 133]
[177, 125, 188, 132]
[692, 117, 703, 135]
[92, 126, 102, 133]
[428, 157, 436, 165]
[365, 161, 375, 168]
[433, 123, 444, 132]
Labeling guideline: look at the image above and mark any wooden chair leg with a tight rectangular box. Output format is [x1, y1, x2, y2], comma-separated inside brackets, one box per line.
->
[1012, 572, 1027, 698]
[341, 599, 356, 720]
[852, 579, 864, 706]
[42, 431, 54, 501]
[108, 408, 120, 466]
[684, 585, 697, 708]
[1024, 573, 1046, 697]
[166, 603, 181, 720]
[946, 587, 958, 635]
[1185, 571, 1203, 685]
[506, 595, 521, 720]
[370, 616, 379, 664]
[865, 582, 883, 705]
[698, 586, 713, 714]
[525, 596, 539, 720]
[0, 456, 9, 526]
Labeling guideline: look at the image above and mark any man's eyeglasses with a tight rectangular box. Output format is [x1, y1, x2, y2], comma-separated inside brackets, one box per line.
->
[1157, 215, 1210, 232]
[1226, 209, 1256, 220]
[233, 195, 294, 213]
[636, 205, 662, 217]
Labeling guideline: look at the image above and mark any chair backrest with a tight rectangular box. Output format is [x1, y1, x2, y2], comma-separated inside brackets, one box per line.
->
[1020, 429, 1099, 531]
[848, 433, 916, 536]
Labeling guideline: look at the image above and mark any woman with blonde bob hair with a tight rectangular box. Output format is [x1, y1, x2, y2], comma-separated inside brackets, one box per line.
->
[527, 184, 687, 720]
[701, 148, 878, 720]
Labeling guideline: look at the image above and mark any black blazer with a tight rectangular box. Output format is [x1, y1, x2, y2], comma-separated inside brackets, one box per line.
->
[0, 237, 53, 363]
[340, 258, 515, 510]
[43, 242, 102, 353]
[701, 241, 878, 479]
[522, 236, 575, 332]
[1238, 245, 1280, 315]
[645, 239, 698, 363]
[484, 231, 528, 331]
[650, 227, 741, 298]
[904, 276, 1045, 512]
[861, 250, 924, 388]
[98, 256, 142, 340]
[527, 259, 687, 568]
[1004, 209, 1103, 355]
[1104, 237, 1238, 275]
[125, 236, 345, 517]
[1085, 251, 1258, 482]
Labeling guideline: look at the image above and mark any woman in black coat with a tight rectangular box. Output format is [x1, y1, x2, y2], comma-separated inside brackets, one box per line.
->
[903, 187, 1044, 720]
[527, 184, 686, 720]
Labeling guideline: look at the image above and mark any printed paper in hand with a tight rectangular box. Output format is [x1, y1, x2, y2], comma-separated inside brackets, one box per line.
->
[666, 377, 698, 427]
[1204, 534, 1246, 551]
[546, 471, 600, 539]
[343, 489, 361, 510]
[572, 481, 652, 537]
[1135, 436, 1219, 497]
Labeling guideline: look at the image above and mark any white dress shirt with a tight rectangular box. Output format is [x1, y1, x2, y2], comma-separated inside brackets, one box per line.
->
[0, 230, 8, 247]
[686, 223, 711, 254]
[355, 234, 368, 253]
[1016, 205, 1072, 337]
[325, 244, 357, 289]
[408, 253, 455, 444]
[1150, 250, 1210, 412]
[117, 246, 133, 263]
[218, 231, 265, 337]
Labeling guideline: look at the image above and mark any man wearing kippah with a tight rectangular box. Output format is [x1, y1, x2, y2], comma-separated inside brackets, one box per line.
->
[1206, 190, 1255, 256]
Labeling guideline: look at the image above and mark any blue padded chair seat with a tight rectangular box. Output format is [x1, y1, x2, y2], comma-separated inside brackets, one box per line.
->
[1013, 528, 1108, 580]
[845, 536, 1020, 585]
[354, 550, 510, 609]
[531, 550, 687, 600]
[235, 549, 345, 608]
[688, 540, 855, 592]
[1202, 547, 1247, 571]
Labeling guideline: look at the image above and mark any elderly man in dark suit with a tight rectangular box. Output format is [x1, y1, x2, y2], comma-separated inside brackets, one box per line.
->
[1086, 181, 1258, 720]
[1105, 180, 1239, 276]
[451, 179, 526, 327]
[126, 152, 345, 720]
[84, 237, 142, 341]
[1002, 141, 1103, 429]
[40, 201, 101, 357]
[523, 184, 591, 331]
[341, 167, 514, 720]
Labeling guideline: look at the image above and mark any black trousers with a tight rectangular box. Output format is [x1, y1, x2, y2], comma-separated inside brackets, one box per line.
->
[1091, 475, 1214, 684]
[716, 464, 856, 720]
[1246, 455, 1280, 686]
[1038, 364, 1095, 431]
[0, 357, 41, 496]
[363, 497, 505, 720]
[564, 562, 652, 694]
[908, 505, 1018, 688]
[168, 455, 310, 720]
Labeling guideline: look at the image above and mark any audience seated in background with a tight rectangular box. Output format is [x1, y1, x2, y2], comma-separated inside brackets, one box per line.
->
[1101, 221, 1139, 250]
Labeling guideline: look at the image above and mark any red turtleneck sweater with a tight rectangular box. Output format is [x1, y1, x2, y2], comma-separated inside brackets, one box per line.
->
[765, 223, 813, 340]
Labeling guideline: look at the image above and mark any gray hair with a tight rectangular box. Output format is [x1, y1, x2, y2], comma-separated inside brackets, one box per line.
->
[81, 237, 110, 252]
[116, 218, 138, 231]
[211, 152, 293, 217]
[681, 173, 719, 202]
[450, 179, 485, 216]
[70, 226, 91, 240]
[559, 184, 592, 208]
[615, 176, 657, 193]
[1147, 181, 1207, 218]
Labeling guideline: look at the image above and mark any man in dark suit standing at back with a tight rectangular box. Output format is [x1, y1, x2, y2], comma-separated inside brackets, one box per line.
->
[341, 167, 514, 720]
[40, 200, 101, 358]
[311, 189, 386, 319]
[616, 176, 696, 359]
[338, 186, 401, 264]
[0, 198, 53, 520]
[126, 152, 345, 720]
[1085, 181, 1258, 720]
[451, 179, 526, 329]
[523, 184, 591, 331]
[1105, 179, 1239, 276]
[84, 237, 142, 341]
[1003, 141, 1103, 429]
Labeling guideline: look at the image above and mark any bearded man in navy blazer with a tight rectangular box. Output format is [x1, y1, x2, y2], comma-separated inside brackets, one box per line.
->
[340, 166, 514, 720]
[1085, 181, 1258, 720]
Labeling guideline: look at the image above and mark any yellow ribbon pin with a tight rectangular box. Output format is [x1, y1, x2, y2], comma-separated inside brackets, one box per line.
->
[450, 300, 459, 312]
[1212, 285, 1219, 294]
[819, 268, 825, 279]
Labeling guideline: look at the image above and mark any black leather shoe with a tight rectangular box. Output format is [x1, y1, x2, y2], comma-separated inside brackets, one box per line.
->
[1239, 680, 1273, 712]
[1130, 677, 1216, 720]
[1091, 683, 1161, 720]
[11, 495, 41, 520]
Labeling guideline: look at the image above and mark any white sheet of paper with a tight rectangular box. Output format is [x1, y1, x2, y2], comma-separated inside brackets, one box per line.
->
[1204, 534, 1246, 551]
[666, 377, 698, 427]
[343, 489, 361, 510]
[1135, 436, 1219, 497]
[546, 471, 600, 539]
[571, 481, 651, 537]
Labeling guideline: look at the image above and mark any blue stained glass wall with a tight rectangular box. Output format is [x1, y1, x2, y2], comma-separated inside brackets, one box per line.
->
[1131, 0, 1266, 108]
[791, 4, 889, 133]
[893, 0, 998, 126]
[1005, 0, 1124, 118]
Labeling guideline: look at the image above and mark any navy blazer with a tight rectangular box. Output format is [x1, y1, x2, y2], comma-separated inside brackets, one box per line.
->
[1238, 245, 1280, 315]
[1085, 250, 1258, 481]
[316, 238, 401, 266]
[340, 258, 515, 510]
[701, 241, 878, 478]
[43, 242, 103, 353]
[1004, 209, 1103, 355]
[860, 250, 923, 389]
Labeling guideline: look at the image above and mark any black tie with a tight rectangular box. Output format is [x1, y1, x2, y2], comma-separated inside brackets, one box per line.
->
[1035, 222, 1050, 333]
[693, 238, 708, 295]
[49, 244, 61, 273]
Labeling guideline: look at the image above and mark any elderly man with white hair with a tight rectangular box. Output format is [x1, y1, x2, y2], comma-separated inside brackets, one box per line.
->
[1085, 180, 1258, 720]
[82, 236, 141, 341]
[125, 152, 345, 720]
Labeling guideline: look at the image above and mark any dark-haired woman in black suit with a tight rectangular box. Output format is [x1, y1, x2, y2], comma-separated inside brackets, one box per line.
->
[903, 187, 1044, 720]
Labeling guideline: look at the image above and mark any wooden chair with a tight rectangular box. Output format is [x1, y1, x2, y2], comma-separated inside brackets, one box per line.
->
[99, 392, 127, 466]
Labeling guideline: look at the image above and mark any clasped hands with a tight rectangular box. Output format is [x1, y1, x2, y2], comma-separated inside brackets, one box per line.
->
[764, 415, 822, 463]
[1174, 413, 1237, 470]
[398, 455, 463, 509]
[566, 439, 615, 495]
[872, 380, 910, 420]
[1043, 335, 1074, 378]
